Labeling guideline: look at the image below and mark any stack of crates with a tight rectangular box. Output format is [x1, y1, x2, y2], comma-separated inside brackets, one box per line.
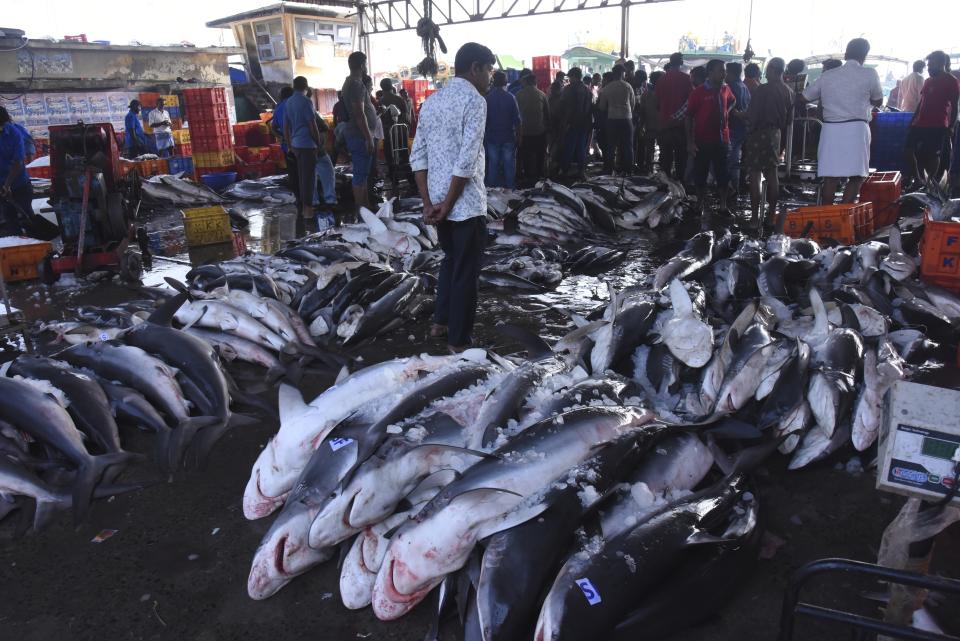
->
[532, 55, 562, 93]
[402, 79, 429, 108]
[859, 171, 902, 228]
[233, 120, 273, 147]
[172, 129, 191, 157]
[870, 112, 912, 172]
[162, 94, 182, 130]
[139, 92, 160, 134]
[783, 203, 875, 244]
[183, 87, 235, 180]
[920, 213, 960, 293]
[235, 145, 276, 179]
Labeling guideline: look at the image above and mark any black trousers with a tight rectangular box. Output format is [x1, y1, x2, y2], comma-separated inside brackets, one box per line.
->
[604, 118, 635, 173]
[285, 151, 300, 208]
[292, 148, 318, 211]
[658, 126, 687, 180]
[435, 216, 486, 347]
[519, 133, 547, 183]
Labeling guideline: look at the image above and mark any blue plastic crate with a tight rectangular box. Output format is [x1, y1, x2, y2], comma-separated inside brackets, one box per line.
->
[167, 106, 181, 119]
[167, 155, 194, 175]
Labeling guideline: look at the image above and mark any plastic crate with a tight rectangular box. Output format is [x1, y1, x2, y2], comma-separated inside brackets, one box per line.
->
[784, 203, 874, 244]
[236, 145, 272, 163]
[268, 143, 284, 163]
[188, 102, 229, 122]
[138, 92, 160, 106]
[534, 68, 553, 93]
[191, 131, 234, 152]
[196, 166, 237, 182]
[181, 87, 227, 106]
[238, 161, 277, 180]
[860, 171, 902, 228]
[167, 156, 194, 176]
[27, 165, 51, 179]
[161, 94, 179, 106]
[532, 55, 561, 70]
[182, 205, 232, 246]
[194, 149, 235, 167]
[190, 118, 231, 137]
[0, 237, 52, 282]
[175, 142, 192, 156]
[920, 212, 960, 292]
[172, 129, 191, 144]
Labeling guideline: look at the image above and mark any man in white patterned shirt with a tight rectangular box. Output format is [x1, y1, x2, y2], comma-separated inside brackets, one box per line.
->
[411, 42, 495, 351]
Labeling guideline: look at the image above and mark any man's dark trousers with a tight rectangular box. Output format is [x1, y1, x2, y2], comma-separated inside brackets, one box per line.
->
[604, 118, 635, 173]
[434, 216, 486, 347]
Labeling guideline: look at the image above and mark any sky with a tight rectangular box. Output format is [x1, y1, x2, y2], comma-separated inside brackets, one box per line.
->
[7, 0, 959, 75]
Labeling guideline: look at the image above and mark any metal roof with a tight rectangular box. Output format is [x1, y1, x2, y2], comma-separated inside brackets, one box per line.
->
[206, 1, 355, 28]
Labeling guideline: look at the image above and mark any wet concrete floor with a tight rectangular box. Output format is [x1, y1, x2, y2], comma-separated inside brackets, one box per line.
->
[0, 193, 956, 641]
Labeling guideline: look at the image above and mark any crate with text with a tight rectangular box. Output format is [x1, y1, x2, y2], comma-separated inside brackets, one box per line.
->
[920, 213, 960, 293]
[783, 203, 874, 245]
[182, 205, 232, 246]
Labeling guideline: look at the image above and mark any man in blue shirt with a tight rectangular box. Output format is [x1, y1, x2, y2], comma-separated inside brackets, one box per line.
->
[0, 106, 31, 236]
[484, 71, 521, 189]
[725, 62, 752, 195]
[283, 76, 322, 223]
[124, 100, 148, 158]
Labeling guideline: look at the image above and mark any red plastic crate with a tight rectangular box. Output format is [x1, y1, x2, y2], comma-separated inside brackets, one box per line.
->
[27, 165, 51, 179]
[784, 203, 874, 244]
[191, 132, 234, 152]
[532, 55, 562, 70]
[237, 161, 277, 180]
[188, 102, 229, 122]
[534, 68, 553, 93]
[860, 171, 901, 228]
[268, 143, 285, 162]
[175, 142, 192, 156]
[402, 79, 428, 100]
[181, 87, 227, 106]
[190, 118, 231, 137]
[920, 212, 960, 292]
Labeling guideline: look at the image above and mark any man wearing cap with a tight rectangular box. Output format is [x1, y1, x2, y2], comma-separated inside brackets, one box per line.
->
[124, 100, 148, 158]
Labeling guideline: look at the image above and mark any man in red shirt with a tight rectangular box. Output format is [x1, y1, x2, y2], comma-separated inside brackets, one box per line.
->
[656, 52, 693, 180]
[686, 59, 736, 215]
[905, 50, 959, 188]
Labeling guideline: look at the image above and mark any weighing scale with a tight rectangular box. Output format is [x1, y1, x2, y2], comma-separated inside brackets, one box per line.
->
[877, 381, 960, 505]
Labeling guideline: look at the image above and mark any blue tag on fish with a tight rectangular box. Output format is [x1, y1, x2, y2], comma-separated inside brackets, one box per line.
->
[329, 437, 354, 451]
[575, 578, 601, 605]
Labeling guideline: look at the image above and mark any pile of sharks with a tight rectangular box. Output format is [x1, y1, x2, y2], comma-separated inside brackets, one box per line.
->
[238, 213, 958, 640]
[242, 335, 760, 641]
[0, 294, 273, 531]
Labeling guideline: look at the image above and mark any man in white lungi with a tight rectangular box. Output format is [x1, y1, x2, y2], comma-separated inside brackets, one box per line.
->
[801, 38, 883, 204]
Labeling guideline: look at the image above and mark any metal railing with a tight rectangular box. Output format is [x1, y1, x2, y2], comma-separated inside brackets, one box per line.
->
[779, 558, 960, 641]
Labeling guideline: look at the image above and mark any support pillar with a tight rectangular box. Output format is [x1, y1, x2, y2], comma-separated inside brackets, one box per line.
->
[620, 2, 630, 59]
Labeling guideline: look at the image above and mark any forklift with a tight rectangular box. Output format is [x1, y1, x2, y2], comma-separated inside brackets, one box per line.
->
[38, 122, 146, 284]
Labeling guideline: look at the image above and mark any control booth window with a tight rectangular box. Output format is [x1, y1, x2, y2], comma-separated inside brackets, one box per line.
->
[295, 18, 335, 59]
[254, 19, 287, 61]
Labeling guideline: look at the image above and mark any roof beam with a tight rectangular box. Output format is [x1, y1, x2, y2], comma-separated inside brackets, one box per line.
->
[356, 0, 679, 33]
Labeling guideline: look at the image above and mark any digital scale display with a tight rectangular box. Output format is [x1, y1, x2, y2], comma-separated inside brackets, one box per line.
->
[921, 437, 960, 461]
[878, 381, 960, 505]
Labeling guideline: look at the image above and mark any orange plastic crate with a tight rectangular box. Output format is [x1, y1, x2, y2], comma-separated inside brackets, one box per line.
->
[860, 171, 901, 228]
[784, 203, 874, 244]
[920, 212, 960, 292]
[0, 238, 52, 282]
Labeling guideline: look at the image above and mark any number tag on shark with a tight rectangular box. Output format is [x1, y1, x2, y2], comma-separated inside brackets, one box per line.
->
[575, 578, 602, 605]
[99, 332, 110, 342]
[329, 437, 354, 452]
